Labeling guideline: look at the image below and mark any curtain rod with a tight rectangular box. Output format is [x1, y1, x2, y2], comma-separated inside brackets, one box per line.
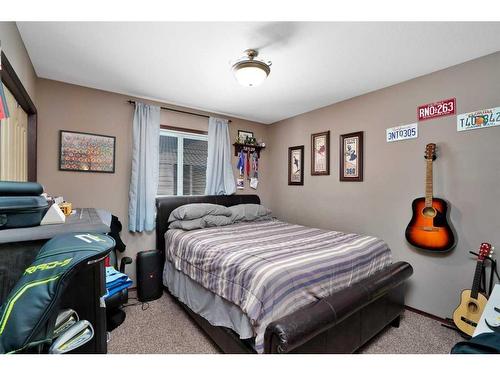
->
[127, 100, 231, 122]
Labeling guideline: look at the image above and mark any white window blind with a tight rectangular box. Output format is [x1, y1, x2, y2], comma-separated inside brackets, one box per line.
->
[158, 129, 207, 196]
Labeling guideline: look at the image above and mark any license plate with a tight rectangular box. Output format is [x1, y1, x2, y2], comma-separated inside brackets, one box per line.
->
[386, 123, 418, 142]
[418, 98, 456, 121]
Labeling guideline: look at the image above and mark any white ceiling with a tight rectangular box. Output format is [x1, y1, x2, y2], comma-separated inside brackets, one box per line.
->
[17, 22, 500, 124]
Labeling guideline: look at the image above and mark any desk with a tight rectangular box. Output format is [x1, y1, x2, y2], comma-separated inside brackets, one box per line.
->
[0, 208, 110, 244]
[473, 283, 500, 337]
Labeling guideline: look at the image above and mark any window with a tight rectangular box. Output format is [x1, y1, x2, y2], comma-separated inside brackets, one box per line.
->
[0, 84, 28, 181]
[158, 129, 208, 196]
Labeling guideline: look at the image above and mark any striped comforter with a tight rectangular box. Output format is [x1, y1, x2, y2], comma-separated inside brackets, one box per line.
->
[165, 219, 392, 353]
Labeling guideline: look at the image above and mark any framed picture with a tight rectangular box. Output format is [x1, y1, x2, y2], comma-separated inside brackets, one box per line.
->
[59, 130, 116, 173]
[288, 145, 304, 185]
[238, 130, 254, 143]
[311, 131, 330, 175]
[339, 131, 363, 181]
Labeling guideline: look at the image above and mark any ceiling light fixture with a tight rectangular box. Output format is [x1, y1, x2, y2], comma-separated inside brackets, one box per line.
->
[232, 49, 271, 87]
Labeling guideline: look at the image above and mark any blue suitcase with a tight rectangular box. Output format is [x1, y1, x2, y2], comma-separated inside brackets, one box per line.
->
[0, 181, 49, 230]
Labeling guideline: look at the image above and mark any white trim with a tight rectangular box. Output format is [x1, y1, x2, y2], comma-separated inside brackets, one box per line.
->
[177, 136, 184, 194]
[160, 129, 207, 141]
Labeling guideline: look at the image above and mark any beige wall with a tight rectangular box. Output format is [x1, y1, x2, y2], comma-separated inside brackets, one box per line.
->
[36, 78, 270, 281]
[22, 35, 500, 317]
[266, 52, 500, 318]
[0, 22, 37, 104]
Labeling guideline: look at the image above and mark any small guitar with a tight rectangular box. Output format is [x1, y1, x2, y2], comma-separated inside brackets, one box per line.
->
[452, 243, 494, 336]
[405, 143, 456, 251]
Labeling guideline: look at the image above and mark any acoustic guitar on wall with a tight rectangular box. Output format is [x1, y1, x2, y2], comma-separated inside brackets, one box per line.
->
[405, 143, 456, 252]
[452, 242, 494, 336]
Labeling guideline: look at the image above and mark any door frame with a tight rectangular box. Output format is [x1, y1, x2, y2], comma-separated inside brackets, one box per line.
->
[1, 51, 38, 181]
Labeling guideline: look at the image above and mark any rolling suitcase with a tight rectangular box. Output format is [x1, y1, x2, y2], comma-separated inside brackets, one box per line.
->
[0, 181, 49, 229]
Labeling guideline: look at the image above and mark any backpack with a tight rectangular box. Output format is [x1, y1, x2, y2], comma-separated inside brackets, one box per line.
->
[451, 332, 500, 354]
[0, 232, 114, 353]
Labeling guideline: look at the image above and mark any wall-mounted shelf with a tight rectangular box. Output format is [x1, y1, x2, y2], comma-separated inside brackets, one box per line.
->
[233, 143, 266, 158]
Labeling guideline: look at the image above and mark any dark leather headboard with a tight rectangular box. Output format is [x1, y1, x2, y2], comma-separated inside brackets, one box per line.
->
[155, 195, 260, 256]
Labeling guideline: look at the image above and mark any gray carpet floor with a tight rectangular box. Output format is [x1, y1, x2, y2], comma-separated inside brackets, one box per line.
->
[107, 291, 462, 354]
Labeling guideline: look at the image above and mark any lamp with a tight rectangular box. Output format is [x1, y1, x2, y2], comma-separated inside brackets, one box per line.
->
[232, 49, 271, 87]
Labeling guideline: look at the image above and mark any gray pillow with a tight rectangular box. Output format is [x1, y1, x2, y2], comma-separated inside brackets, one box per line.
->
[168, 203, 232, 222]
[203, 215, 234, 227]
[229, 204, 272, 223]
[168, 215, 234, 231]
[255, 214, 273, 222]
[168, 218, 205, 230]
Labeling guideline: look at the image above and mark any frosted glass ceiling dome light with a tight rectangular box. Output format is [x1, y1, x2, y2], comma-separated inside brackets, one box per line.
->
[232, 49, 271, 87]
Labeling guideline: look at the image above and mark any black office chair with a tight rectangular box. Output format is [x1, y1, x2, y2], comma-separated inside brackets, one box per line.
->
[105, 215, 132, 331]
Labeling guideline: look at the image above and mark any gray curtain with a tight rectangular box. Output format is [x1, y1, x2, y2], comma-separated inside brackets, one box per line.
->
[205, 117, 236, 195]
[128, 102, 160, 232]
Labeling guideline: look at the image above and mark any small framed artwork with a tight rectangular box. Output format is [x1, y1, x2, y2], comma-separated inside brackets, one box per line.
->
[311, 131, 330, 175]
[59, 130, 116, 173]
[339, 131, 363, 182]
[238, 130, 254, 143]
[288, 145, 304, 185]
[236, 177, 244, 190]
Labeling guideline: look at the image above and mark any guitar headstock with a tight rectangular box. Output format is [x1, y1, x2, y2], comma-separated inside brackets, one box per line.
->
[478, 242, 494, 260]
[425, 143, 437, 161]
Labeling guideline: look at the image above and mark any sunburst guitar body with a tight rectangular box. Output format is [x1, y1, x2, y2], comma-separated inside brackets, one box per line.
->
[405, 197, 455, 251]
[405, 143, 456, 252]
[452, 243, 494, 336]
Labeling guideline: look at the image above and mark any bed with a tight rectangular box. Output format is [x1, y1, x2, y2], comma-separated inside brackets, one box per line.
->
[156, 194, 413, 354]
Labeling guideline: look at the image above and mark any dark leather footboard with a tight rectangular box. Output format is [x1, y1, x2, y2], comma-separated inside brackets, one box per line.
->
[264, 261, 413, 353]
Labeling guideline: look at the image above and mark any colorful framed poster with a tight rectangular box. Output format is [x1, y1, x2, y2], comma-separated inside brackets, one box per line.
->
[457, 106, 500, 132]
[418, 98, 456, 121]
[59, 130, 116, 173]
[288, 145, 304, 185]
[386, 123, 418, 142]
[340, 131, 363, 182]
[311, 131, 330, 175]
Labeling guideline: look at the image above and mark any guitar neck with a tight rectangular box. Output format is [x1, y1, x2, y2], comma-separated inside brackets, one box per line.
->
[470, 260, 483, 299]
[425, 158, 433, 207]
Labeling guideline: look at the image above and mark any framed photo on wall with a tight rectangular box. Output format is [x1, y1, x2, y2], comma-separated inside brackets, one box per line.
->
[237, 130, 254, 143]
[339, 131, 363, 181]
[288, 145, 304, 185]
[311, 131, 330, 175]
[59, 130, 116, 173]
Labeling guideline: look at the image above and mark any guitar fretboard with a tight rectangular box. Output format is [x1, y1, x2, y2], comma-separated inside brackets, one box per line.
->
[471, 260, 483, 300]
[425, 158, 433, 207]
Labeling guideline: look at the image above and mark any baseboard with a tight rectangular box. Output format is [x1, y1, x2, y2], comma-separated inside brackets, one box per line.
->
[404, 305, 449, 325]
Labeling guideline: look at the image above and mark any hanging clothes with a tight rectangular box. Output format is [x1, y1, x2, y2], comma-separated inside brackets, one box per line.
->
[0, 83, 10, 120]
[250, 151, 259, 190]
[245, 150, 251, 179]
[236, 151, 245, 176]
[252, 151, 258, 178]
